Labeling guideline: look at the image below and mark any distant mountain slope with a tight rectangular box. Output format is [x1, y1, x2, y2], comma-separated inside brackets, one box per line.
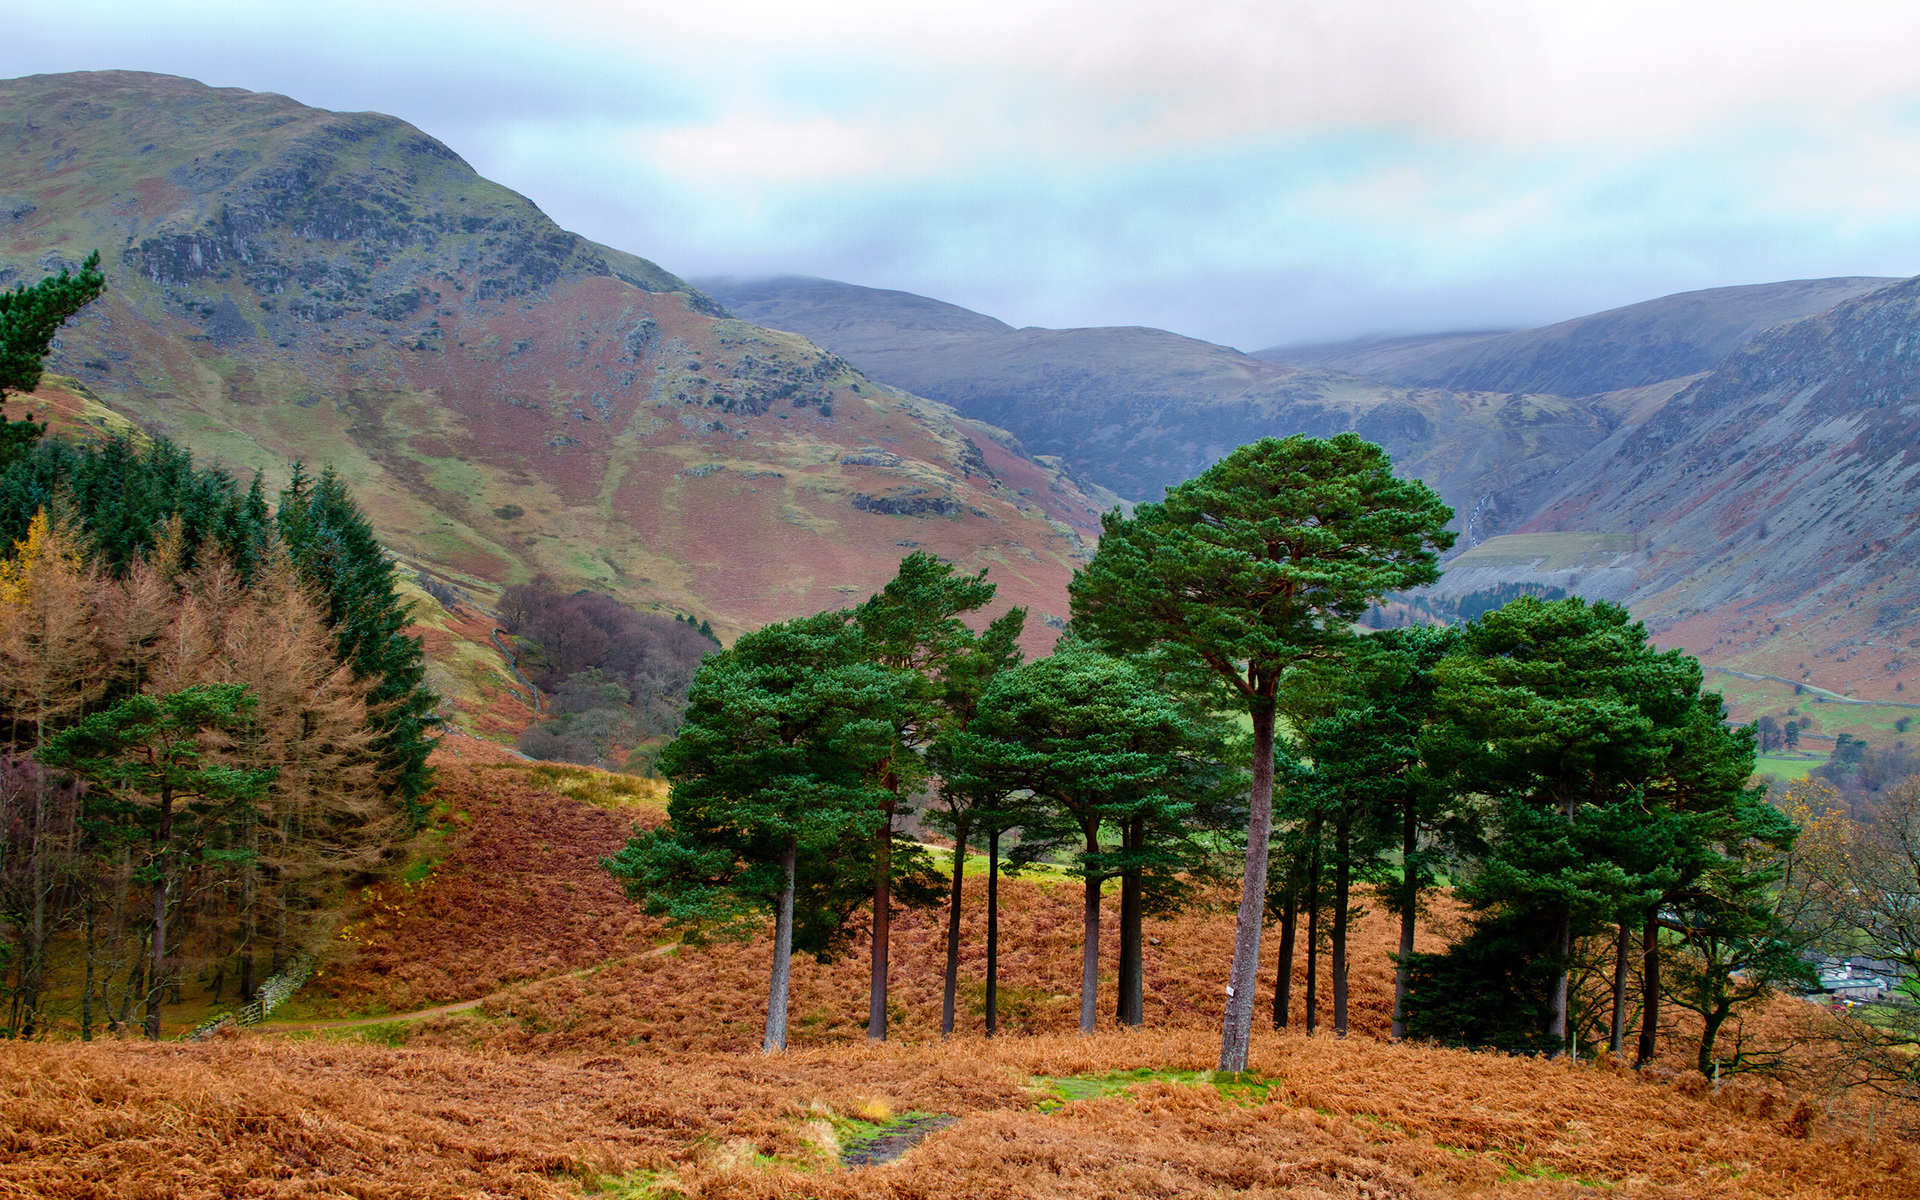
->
[1512, 274, 1920, 702]
[1257, 277, 1898, 397]
[1249, 331, 1514, 378]
[696, 276, 1614, 538]
[1, 72, 1101, 728]
[700, 274, 1012, 358]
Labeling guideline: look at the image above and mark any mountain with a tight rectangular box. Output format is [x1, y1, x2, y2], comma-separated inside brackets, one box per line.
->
[0, 72, 1103, 731]
[1485, 277, 1920, 705]
[696, 275, 1615, 545]
[1257, 277, 1898, 397]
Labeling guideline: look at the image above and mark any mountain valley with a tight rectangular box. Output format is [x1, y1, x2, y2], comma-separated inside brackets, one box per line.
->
[0, 69, 1914, 756]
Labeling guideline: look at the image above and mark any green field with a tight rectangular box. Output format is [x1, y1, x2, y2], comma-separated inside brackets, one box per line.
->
[1449, 532, 1636, 571]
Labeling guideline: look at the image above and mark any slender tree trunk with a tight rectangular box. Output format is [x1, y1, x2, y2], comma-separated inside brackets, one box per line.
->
[763, 837, 798, 1054]
[146, 786, 175, 1041]
[1117, 815, 1144, 1027]
[1332, 815, 1351, 1037]
[867, 795, 895, 1041]
[82, 884, 97, 1042]
[941, 826, 967, 1037]
[1548, 791, 1574, 1050]
[1219, 698, 1277, 1072]
[1610, 918, 1631, 1057]
[1304, 845, 1320, 1037]
[1698, 1000, 1730, 1078]
[1273, 886, 1297, 1029]
[119, 933, 146, 1034]
[1392, 799, 1417, 1041]
[239, 811, 258, 1003]
[1080, 826, 1101, 1034]
[23, 777, 47, 1038]
[986, 829, 1000, 1038]
[1636, 911, 1661, 1066]
[1548, 912, 1571, 1050]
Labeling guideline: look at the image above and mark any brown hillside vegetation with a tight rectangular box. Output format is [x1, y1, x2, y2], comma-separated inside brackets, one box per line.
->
[7, 758, 1918, 1198]
[5, 1029, 1914, 1199]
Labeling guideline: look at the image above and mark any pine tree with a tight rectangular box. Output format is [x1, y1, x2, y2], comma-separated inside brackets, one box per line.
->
[604, 610, 903, 1053]
[957, 638, 1217, 1032]
[0, 252, 105, 469]
[39, 684, 273, 1039]
[1414, 596, 1702, 1053]
[1071, 433, 1453, 1070]
[278, 466, 437, 819]
[852, 551, 1000, 1041]
[921, 605, 1027, 1036]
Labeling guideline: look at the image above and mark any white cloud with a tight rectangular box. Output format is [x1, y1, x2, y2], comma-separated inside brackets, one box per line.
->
[10, 0, 1920, 347]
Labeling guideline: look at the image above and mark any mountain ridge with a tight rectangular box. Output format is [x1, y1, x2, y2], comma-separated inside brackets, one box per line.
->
[0, 71, 1099, 733]
[1257, 276, 1900, 397]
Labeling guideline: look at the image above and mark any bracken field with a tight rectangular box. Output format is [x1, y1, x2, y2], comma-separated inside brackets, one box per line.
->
[4, 753, 1917, 1199]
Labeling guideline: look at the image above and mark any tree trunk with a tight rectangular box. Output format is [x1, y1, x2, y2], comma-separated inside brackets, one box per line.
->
[239, 810, 259, 1004]
[1332, 815, 1351, 1037]
[1219, 699, 1277, 1072]
[1117, 815, 1144, 1027]
[763, 837, 798, 1054]
[23, 775, 47, 1038]
[1610, 918, 1631, 1057]
[1548, 791, 1574, 1051]
[1080, 825, 1101, 1034]
[941, 826, 967, 1037]
[1698, 1001, 1730, 1078]
[986, 829, 1000, 1038]
[867, 795, 894, 1041]
[1636, 911, 1661, 1066]
[1273, 885, 1297, 1029]
[82, 884, 97, 1042]
[1547, 911, 1571, 1049]
[1392, 798, 1417, 1040]
[1304, 845, 1320, 1037]
[146, 786, 174, 1041]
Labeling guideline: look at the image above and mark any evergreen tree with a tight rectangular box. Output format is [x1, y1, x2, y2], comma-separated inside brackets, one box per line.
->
[852, 552, 1000, 1041]
[1639, 694, 1805, 1070]
[0, 252, 106, 469]
[921, 604, 1028, 1036]
[1070, 433, 1453, 1070]
[957, 638, 1219, 1031]
[278, 466, 438, 819]
[39, 684, 273, 1040]
[602, 611, 903, 1052]
[1411, 596, 1702, 1053]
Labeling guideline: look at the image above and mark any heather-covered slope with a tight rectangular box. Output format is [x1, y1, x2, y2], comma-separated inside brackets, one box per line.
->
[0, 73, 1102, 726]
[1260, 276, 1898, 397]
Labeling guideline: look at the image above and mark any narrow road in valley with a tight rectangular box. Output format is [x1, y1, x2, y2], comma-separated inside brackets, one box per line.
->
[1709, 666, 1920, 710]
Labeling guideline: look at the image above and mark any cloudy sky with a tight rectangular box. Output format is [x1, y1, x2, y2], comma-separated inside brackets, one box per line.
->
[11, 1, 1920, 348]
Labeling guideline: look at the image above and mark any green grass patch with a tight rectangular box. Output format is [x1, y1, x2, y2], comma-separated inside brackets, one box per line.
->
[1032, 1067, 1278, 1111]
[1450, 532, 1634, 571]
[1755, 755, 1820, 781]
[521, 763, 668, 810]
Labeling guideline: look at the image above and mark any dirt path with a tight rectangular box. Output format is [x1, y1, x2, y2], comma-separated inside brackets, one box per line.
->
[843, 1114, 958, 1169]
[254, 943, 679, 1035]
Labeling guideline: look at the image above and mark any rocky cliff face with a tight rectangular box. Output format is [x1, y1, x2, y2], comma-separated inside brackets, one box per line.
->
[2, 72, 1100, 725]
